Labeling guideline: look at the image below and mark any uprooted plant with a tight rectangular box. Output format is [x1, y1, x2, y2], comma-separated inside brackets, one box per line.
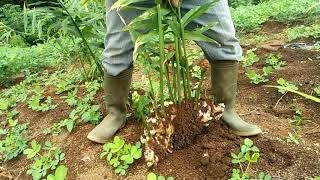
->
[110, 0, 225, 169]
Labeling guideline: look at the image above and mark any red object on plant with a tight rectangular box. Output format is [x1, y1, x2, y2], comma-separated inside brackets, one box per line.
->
[198, 59, 210, 71]
[166, 44, 175, 52]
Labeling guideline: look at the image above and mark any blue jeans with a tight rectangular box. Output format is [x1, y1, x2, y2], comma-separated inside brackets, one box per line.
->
[103, 0, 242, 76]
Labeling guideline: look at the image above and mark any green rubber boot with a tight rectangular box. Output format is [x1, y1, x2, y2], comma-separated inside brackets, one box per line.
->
[87, 67, 133, 144]
[211, 61, 262, 136]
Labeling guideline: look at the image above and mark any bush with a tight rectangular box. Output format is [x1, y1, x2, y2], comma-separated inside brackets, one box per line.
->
[228, 0, 267, 8]
[0, 42, 65, 84]
[0, 4, 24, 32]
[0, 0, 45, 6]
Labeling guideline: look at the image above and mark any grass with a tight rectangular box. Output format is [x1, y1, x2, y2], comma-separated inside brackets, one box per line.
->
[231, 0, 320, 32]
[286, 22, 320, 41]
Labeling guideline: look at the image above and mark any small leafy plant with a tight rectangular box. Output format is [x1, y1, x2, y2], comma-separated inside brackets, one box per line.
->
[287, 131, 301, 145]
[57, 81, 101, 133]
[55, 80, 77, 95]
[245, 66, 272, 85]
[277, 78, 298, 94]
[23, 140, 65, 180]
[147, 172, 174, 180]
[100, 136, 142, 175]
[27, 86, 58, 112]
[0, 123, 28, 161]
[47, 165, 68, 180]
[43, 119, 74, 136]
[61, 89, 78, 107]
[266, 55, 286, 69]
[132, 91, 150, 122]
[241, 49, 259, 67]
[292, 106, 303, 129]
[230, 138, 270, 180]
[258, 171, 272, 180]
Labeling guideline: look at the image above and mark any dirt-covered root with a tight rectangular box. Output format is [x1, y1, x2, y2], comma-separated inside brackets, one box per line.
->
[140, 100, 224, 167]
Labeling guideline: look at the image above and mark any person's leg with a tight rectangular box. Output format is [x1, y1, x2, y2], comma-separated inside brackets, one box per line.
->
[182, 0, 262, 136]
[87, 0, 144, 144]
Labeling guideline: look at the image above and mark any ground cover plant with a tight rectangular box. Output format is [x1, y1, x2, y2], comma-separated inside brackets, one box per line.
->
[0, 0, 320, 179]
[100, 136, 142, 175]
[23, 140, 65, 180]
[231, 0, 320, 32]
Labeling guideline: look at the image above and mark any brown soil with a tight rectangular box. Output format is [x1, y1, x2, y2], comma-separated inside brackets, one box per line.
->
[259, 20, 289, 35]
[171, 102, 207, 150]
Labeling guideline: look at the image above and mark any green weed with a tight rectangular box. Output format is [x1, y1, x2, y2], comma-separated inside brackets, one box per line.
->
[286, 23, 320, 41]
[24, 140, 65, 180]
[132, 91, 150, 122]
[276, 78, 298, 94]
[286, 131, 301, 145]
[147, 172, 174, 180]
[230, 138, 271, 180]
[100, 136, 142, 176]
[266, 55, 286, 69]
[231, 0, 320, 32]
[0, 123, 28, 161]
[292, 106, 303, 129]
[245, 66, 272, 85]
[46, 165, 68, 180]
[240, 49, 259, 67]
[27, 86, 58, 112]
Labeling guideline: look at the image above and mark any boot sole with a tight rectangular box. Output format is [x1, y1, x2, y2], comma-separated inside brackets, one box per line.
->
[231, 128, 262, 137]
[87, 122, 126, 144]
[87, 134, 108, 144]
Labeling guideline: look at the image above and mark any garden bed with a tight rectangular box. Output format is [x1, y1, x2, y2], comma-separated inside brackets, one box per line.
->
[2, 42, 320, 179]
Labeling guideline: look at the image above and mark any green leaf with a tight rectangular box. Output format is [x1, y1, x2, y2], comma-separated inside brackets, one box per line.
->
[258, 171, 265, 179]
[231, 159, 240, 164]
[65, 119, 74, 132]
[103, 143, 111, 152]
[158, 176, 165, 180]
[100, 151, 108, 159]
[184, 30, 217, 43]
[107, 153, 113, 161]
[264, 175, 272, 180]
[111, 136, 125, 153]
[244, 138, 253, 147]
[0, 98, 9, 110]
[55, 165, 68, 180]
[266, 85, 320, 103]
[250, 152, 260, 163]
[241, 144, 248, 153]
[110, 0, 147, 11]
[244, 152, 251, 161]
[47, 174, 55, 180]
[251, 146, 260, 152]
[167, 19, 181, 37]
[167, 177, 174, 180]
[131, 146, 142, 159]
[147, 172, 157, 180]
[262, 66, 273, 76]
[277, 78, 286, 86]
[231, 153, 238, 159]
[121, 154, 134, 164]
[182, 0, 218, 27]
[120, 169, 126, 176]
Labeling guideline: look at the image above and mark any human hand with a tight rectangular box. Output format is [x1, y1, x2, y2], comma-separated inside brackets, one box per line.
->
[169, 0, 180, 7]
